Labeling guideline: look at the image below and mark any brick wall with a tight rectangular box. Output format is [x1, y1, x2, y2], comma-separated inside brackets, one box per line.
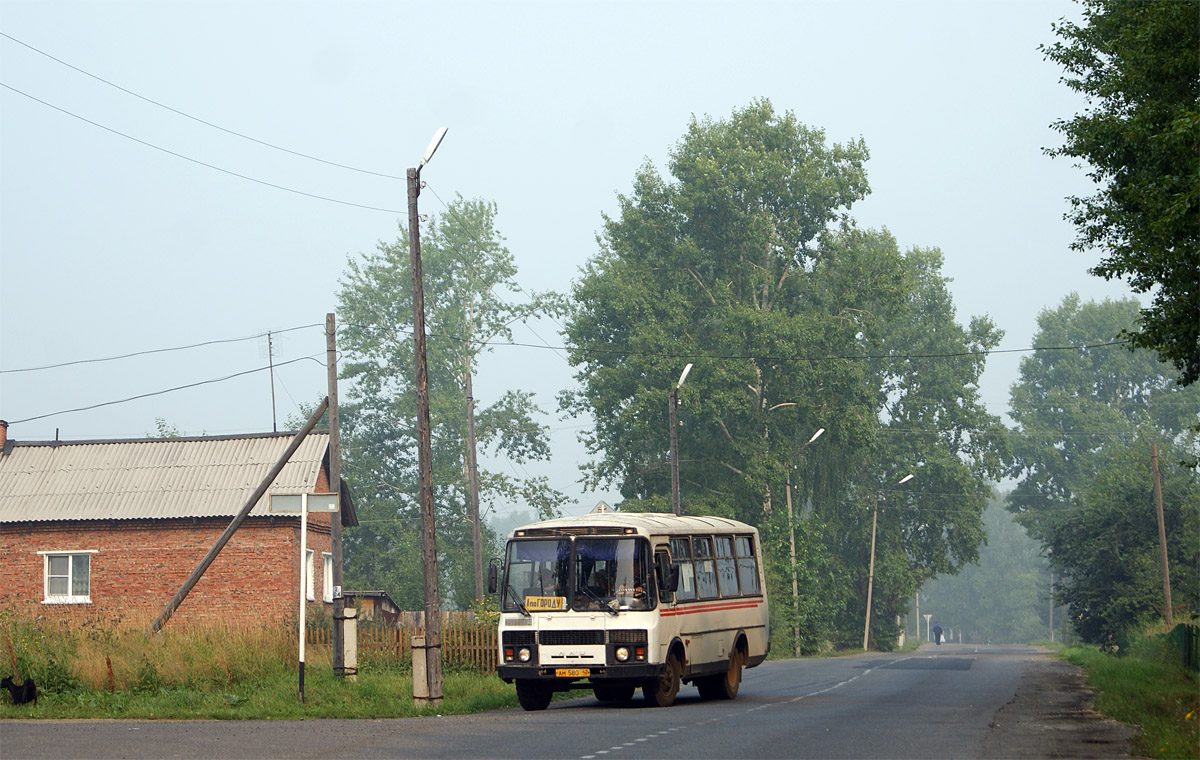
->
[0, 516, 332, 628]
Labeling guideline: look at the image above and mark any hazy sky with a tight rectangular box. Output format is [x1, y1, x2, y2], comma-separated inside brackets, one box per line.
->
[0, 1, 1135, 520]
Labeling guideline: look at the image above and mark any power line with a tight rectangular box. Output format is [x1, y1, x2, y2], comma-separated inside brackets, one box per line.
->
[0, 31, 406, 181]
[0, 323, 322, 374]
[9, 355, 325, 425]
[339, 319, 1131, 365]
[0, 82, 404, 215]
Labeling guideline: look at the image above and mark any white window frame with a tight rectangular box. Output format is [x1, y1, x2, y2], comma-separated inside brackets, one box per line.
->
[38, 550, 97, 604]
[322, 552, 333, 603]
[305, 548, 316, 602]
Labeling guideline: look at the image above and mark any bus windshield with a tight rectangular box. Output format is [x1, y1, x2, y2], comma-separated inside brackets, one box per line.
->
[502, 536, 655, 613]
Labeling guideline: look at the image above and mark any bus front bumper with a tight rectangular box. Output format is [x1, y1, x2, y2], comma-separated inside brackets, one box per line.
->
[497, 662, 662, 683]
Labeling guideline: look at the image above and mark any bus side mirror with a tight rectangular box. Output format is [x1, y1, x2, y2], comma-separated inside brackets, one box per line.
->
[487, 560, 499, 594]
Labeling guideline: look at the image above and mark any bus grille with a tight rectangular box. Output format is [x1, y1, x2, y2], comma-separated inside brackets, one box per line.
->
[608, 629, 648, 645]
[539, 630, 604, 646]
[503, 631, 535, 647]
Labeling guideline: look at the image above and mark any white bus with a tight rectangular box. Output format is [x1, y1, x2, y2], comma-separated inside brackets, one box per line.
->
[488, 511, 769, 710]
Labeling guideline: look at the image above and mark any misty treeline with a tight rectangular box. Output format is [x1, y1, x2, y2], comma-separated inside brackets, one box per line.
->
[924, 296, 1200, 647]
[331, 100, 1196, 652]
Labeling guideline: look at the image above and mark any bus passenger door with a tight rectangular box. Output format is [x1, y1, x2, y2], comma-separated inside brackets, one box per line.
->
[655, 547, 679, 661]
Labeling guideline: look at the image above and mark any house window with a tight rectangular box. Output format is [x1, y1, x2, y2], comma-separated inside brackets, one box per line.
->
[39, 550, 96, 604]
[322, 553, 333, 603]
[305, 549, 316, 602]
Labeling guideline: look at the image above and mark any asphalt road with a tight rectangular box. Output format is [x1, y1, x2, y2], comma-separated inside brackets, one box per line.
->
[0, 644, 1132, 759]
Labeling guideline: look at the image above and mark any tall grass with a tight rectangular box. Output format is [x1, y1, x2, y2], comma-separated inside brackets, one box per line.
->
[0, 610, 519, 719]
[1058, 634, 1198, 759]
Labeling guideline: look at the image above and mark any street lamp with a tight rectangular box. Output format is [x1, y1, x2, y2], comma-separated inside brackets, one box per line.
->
[669, 363, 693, 516]
[786, 427, 825, 656]
[407, 127, 448, 707]
[863, 473, 914, 651]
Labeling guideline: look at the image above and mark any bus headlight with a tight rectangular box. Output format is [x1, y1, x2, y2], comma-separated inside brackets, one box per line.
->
[517, 647, 532, 663]
[615, 646, 630, 662]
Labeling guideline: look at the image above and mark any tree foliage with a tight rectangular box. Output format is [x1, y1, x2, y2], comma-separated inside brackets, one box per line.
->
[1044, 0, 1200, 384]
[336, 197, 565, 610]
[1007, 295, 1200, 642]
[563, 100, 1007, 651]
[1047, 442, 1199, 644]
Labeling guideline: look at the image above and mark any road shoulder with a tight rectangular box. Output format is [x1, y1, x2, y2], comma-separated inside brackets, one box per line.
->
[981, 653, 1135, 758]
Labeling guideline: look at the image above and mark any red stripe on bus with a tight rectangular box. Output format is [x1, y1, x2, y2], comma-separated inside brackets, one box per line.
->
[659, 599, 764, 617]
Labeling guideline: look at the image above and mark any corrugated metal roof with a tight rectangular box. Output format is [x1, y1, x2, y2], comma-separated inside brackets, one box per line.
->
[0, 432, 329, 523]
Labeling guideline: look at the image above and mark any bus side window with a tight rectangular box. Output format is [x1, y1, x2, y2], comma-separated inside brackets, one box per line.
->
[714, 536, 739, 597]
[693, 537, 719, 599]
[670, 537, 696, 601]
[735, 535, 760, 595]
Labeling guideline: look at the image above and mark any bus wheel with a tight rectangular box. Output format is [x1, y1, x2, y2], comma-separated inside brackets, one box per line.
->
[515, 680, 552, 711]
[698, 650, 743, 700]
[643, 653, 681, 707]
[593, 682, 636, 703]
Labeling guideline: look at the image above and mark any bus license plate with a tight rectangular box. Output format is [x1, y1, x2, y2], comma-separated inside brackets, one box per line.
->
[555, 668, 590, 678]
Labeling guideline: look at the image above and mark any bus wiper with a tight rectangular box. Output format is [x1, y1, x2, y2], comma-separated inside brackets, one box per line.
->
[578, 586, 618, 616]
[506, 583, 531, 617]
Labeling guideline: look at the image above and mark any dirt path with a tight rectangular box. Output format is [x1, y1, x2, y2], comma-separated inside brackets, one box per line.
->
[981, 653, 1135, 758]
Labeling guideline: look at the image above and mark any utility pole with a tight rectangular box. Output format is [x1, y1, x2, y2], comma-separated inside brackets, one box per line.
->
[268, 331, 278, 433]
[668, 363, 692, 516]
[1151, 442, 1173, 627]
[407, 128, 448, 707]
[1049, 572, 1055, 642]
[863, 491, 879, 651]
[669, 386, 681, 516]
[327, 313, 345, 676]
[786, 470, 800, 656]
[465, 371, 483, 601]
[915, 592, 920, 643]
[864, 473, 913, 651]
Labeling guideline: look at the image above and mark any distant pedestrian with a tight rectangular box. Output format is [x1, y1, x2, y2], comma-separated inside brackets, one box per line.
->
[931, 623, 943, 645]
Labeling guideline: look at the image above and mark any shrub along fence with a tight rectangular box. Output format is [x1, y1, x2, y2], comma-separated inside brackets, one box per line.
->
[306, 616, 498, 674]
[1161, 623, 1199, 672]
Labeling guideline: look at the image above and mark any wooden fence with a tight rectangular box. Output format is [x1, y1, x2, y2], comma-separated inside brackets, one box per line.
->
[306, 621, 498, 673]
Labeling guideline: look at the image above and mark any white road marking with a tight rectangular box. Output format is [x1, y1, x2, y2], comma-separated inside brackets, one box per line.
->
[578, 657, 916, 759]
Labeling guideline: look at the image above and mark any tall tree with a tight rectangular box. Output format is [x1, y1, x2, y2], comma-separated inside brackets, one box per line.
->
[338, 197, 565, 609]
[833, 245, 1007, 650]
[562, 99, 878, 520]
[563, 100, 1006, 651]
[1045, 441, 1198, 644]
[1044, 0, 1200, 384]
[1006, 295, 1200, 642]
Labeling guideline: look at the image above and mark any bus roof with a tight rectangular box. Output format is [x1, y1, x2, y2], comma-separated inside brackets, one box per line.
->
[507, 511, 758, 539]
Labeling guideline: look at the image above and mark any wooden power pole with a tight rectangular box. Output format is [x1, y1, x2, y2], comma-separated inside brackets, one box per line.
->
[1151, 442, 1173, 627]
[327, 313, 346, 675]
[408, 163, 443, 707]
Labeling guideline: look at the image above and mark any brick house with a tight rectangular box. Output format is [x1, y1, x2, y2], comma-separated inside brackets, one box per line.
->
[0, 421, 356, 628]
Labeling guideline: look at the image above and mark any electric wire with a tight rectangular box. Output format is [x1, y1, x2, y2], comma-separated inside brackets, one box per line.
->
[0, 323, 322, 374]
[0, 31, 406, 181]
[9, 355, 325, 425]
[0, 82, 405, 215]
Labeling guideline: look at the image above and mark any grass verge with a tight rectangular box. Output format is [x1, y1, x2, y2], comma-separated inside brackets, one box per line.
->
[0, 611, 521, 719]
[1056, 644, 1198, 759]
